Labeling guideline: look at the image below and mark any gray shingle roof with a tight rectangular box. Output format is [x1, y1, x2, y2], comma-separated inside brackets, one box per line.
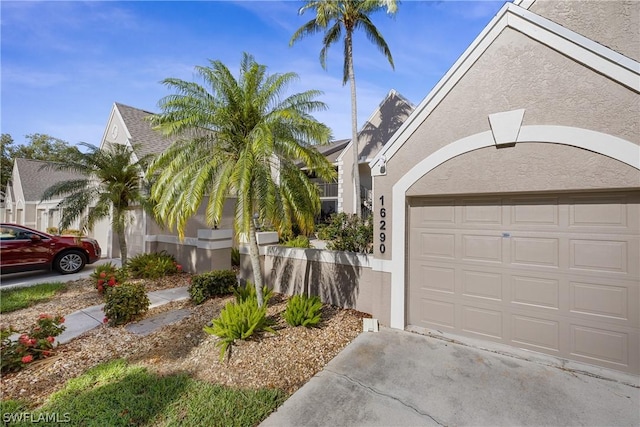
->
[15, 158, 85, 202]
[115, 103, 175, 158]
[319, 139, 350, 164]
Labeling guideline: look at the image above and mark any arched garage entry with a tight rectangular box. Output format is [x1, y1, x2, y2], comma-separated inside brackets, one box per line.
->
[390, 125, 640, 374]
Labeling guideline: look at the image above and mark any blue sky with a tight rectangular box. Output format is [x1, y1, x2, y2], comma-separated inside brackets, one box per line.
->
[1, 0, 507, 147]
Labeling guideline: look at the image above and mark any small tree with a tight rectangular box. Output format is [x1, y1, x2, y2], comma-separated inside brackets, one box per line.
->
[148, 53, 336, 307]
[41, 142, 153, 264]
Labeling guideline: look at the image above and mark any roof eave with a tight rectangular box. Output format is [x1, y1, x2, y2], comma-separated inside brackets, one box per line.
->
[369, 2, 640, 174]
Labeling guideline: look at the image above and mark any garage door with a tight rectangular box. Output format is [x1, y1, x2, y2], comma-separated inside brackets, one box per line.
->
[408, 192, 639, 374]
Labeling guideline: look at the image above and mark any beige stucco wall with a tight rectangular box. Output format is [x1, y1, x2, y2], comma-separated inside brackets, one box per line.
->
[529, 0, 640, 62]
[373, 27, 640, 260]
[339, 148, 356, 214]
[240, 246, 391, 325]
[407, 143, 640, 196]
[146, 197, 236, 238]
[339, 92, 413, 215]
[148, 240, 231, 274]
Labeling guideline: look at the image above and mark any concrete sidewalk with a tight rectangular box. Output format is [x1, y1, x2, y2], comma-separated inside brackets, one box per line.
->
[55, 286, 190, 344]
[261, 328, 639, 427]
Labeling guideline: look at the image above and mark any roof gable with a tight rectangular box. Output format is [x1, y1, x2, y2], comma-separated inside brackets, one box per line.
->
[338, 89, 415, 163]
[108, 103, 175, 158]
[370, 2, 640, 174]
[14, 158, 85, 202]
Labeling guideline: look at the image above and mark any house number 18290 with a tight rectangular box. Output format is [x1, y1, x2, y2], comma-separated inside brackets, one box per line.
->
[379, 195, 386, 253]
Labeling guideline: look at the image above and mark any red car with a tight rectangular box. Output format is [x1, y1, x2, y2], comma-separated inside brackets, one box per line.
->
[0, 223, 101, 274]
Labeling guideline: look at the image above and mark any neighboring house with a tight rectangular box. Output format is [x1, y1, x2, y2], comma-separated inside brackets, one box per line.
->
[101, 90, 413, 267]
[3, 158, 84, 232]
[364, 0, 639, 375]
[337, 90, 414, 216]
[97, 102, 235, 272]
[304, 138, 349, 220]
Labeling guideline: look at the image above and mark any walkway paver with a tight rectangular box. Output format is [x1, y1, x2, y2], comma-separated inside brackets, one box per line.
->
[43, 287, 189, 344]
[125, 308, 191, 336]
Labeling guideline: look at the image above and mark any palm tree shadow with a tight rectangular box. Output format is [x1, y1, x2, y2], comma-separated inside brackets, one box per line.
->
[358, 92, 414, 161]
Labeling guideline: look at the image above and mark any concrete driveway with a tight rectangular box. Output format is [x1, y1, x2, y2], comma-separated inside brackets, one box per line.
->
[0, 258, 121, 289]
[262, 328, 639, 426]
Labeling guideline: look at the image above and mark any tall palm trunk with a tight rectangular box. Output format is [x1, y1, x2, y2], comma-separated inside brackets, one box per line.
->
[248, 221, 265, 307]
[346, 31, 362, 218]
[115, 210, 128, 265]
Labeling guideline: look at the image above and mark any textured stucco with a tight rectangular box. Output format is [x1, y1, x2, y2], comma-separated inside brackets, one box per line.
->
[236, 248, 393, 325]
[339, 91, 413, 214]
[407, 143, 640, 196]
[530, 0, 640, 62]
[148, 241, 230, 274]
[373, 27, 640, 260]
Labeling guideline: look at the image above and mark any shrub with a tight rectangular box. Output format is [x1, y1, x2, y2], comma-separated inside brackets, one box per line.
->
[89, 262, 128, 295]
[189, 270, 237, 305]
[103, 282, 150, 326]
[1, 314, 66, 373]
[203, 299, 275, 360]
[231, 247, 240, 267]
[283, 294, 323, 327]
[234, 282, 273, 305]
[318, 212, 373, 253]
[282, 235, 311, 248]
[127, 251, 182, 279]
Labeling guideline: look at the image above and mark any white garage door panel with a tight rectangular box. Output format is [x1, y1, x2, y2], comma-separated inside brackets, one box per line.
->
[408, 192, 640, 374]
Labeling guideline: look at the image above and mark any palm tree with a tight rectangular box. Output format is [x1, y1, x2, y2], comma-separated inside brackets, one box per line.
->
[148, 53, 336, 307]
[290, 0, 398, 217]
[41, 142, 153, 265]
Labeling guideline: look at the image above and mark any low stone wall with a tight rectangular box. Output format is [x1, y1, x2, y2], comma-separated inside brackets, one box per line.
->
[239, 234, 390, 325]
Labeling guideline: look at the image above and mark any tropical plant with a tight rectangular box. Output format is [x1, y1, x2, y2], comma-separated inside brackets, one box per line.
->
[127, 251, 181, 279]
[1, 314, 65, 373]
[41, 142, 154, 265]
[231, 247, 241, 267]
[282, 234, 311, 248]
[89, 262, 128, 295]
[148, 53, 336, 307]
[283, 294, 323, 327]
[234, 281, 274, 306]
[290, 0, 398, 217]
[203, 299, 275, 360]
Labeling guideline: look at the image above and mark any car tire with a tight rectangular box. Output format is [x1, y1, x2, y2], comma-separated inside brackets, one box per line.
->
[54, 250, 86, 274]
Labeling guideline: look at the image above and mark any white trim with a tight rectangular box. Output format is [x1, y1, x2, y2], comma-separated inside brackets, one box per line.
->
[370, 2, 640, 173]
[517, 126, 640, 169]
[265, 246, 371, 268]
[513, 0, 536, 10]
[370, 257, 393, 273]
[146, 233, 233, 250]
[489, 109, 526, 146]
[389, 126, 640, 329]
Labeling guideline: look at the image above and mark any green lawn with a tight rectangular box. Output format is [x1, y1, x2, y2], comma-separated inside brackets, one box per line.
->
[1, 359, 286, 426]
[0, 282, 66, 314]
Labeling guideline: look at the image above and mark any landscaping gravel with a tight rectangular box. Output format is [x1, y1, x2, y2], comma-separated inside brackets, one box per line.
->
[0, 275, 367, 406]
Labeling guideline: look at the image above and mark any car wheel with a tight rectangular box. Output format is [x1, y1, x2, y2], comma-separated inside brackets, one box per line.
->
[55, 250, 86, 274]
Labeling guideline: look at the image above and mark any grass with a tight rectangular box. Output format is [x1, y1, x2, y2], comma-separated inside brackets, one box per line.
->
[1, 359, 286, 426]
[0, 282, 66, 314]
